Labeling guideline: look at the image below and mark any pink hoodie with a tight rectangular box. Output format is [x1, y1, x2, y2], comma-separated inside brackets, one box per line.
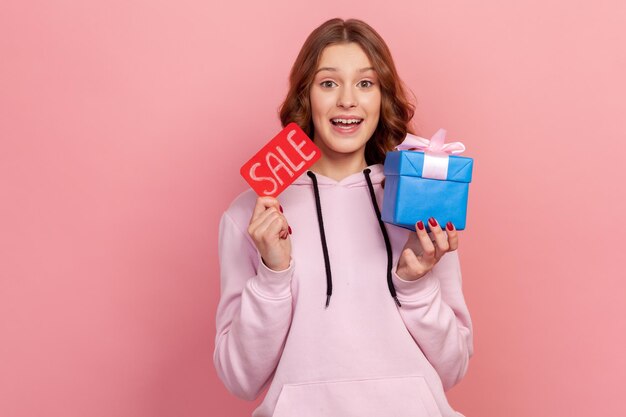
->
[214, 163, 474, 417]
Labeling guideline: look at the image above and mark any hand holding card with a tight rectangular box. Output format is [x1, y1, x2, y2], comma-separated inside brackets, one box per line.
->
[247, 196, 292, 271]
[239, 123, 321, 271]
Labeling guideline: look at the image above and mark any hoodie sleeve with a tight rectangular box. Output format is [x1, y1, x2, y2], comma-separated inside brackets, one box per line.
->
[213, 211, 295, 401]
[391, 249, 474, 391]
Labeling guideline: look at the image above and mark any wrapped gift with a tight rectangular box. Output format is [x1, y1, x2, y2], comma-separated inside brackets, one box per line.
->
[382, 129, 473, 231]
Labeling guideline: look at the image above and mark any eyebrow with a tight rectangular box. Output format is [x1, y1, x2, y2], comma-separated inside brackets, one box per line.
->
[314, 66, 375, 74]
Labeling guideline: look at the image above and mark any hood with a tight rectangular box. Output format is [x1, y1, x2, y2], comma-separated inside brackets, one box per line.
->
[292, 163, 385, 188]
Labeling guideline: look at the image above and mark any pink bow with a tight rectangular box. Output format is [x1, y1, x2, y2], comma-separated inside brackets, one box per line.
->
[395, 129, 465, 156]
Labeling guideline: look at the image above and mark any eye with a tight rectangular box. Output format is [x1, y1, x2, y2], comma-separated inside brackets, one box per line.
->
[359, 80, 374, 88]
[320, 80, 336, 88]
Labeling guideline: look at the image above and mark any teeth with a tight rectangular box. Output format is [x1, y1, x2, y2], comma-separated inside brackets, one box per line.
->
[331, 118, 362, 124]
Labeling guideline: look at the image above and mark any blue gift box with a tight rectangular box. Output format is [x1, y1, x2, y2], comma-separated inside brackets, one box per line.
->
[382, 150, 473, 231]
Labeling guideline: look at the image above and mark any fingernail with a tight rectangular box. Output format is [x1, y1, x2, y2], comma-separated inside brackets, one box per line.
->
[428, 217, 438, 227]
[416, 220, 424, 231]
[288, 226, 292, 234]
[446, 221, 454, 231]
[279, 205, 283, 213]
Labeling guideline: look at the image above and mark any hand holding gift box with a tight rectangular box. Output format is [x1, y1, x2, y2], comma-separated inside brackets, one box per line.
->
[382, 128, 473, 231]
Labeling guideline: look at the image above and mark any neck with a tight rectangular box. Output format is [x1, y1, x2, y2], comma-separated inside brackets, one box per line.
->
[309, 154, 369, 182]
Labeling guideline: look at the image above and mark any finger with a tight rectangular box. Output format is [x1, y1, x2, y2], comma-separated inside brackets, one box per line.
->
[415, 220, 436, 261]
[266, 213, 288, 239]
[254, 211, 281, 240]
[445, 221, 459, 251]
[249, 206, 280, 231]
[277, 216, 290, 240]
[256, 211, 289, 240]
[252, 196, 281, 220]
[401, 247, 428, 278]
[259, 213, 289, 242]
[428, 217, 449, 259]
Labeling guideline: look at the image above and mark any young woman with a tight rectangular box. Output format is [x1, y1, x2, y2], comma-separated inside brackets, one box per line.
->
[214, 18, 473, 417]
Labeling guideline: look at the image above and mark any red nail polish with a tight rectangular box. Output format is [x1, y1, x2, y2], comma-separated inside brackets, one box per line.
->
[279, 205, 283, 213]
[416, 220, 424, 231]
[446, 221, 454, 231]
[428, 217, 437, 227]
[288, 226, 292, 234]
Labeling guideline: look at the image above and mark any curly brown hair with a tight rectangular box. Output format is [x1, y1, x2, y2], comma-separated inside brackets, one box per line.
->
[279, 18, 417, 166]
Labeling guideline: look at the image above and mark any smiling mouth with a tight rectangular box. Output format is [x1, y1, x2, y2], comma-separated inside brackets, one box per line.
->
[330, 119, 363, 127]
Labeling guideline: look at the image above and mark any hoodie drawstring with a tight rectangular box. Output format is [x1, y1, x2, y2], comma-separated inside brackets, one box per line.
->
[363, 168, 402, 308]
[306, 169, 401, 309]
[306, 171, 333, 308]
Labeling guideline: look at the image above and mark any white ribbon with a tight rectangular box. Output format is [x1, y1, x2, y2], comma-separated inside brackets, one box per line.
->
[394, 129, 465, 180]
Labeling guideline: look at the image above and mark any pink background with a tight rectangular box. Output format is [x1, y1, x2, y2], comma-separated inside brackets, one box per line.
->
[1, 1, 625, 416]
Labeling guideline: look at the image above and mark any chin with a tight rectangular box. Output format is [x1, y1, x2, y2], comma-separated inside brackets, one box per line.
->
[326, 140, 368, 155]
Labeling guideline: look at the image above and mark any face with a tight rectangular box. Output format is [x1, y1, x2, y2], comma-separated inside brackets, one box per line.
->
[310, 42, 381, 162]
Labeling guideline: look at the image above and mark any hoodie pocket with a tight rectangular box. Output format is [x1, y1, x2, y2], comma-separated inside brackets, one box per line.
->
[272, 375, 442, 417]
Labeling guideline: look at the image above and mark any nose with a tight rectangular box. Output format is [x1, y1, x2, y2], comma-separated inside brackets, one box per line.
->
[337, 85, 357, 108]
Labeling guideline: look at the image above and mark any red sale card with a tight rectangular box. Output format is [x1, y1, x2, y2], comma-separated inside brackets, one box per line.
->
[240, 123, 322, 197]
